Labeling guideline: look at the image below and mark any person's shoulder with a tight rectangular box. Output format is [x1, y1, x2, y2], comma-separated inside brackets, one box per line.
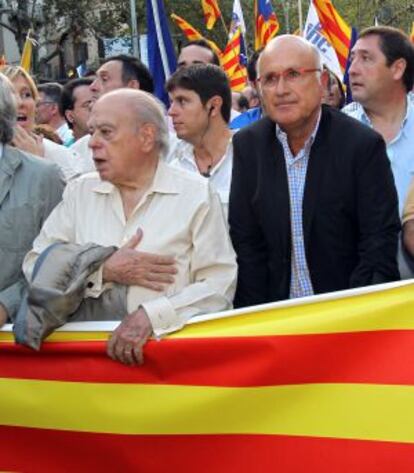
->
[323, 105, 382, 142]
[235, 115, 273, 135]
[67, 171, 101, 191]
[5, 145, 60, 175]
[163, 161, 208, 189]
[230, 107, 262, 130]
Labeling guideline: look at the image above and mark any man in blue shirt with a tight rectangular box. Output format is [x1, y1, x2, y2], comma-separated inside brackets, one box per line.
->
[343, 26, 414, 215]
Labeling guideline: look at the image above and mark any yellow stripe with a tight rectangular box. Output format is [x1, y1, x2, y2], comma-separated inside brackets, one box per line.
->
[1, 284, 413, 343]
[171, 283, 414, 339]
[1, 378, 414, 442]
[0, 331, 109, 343]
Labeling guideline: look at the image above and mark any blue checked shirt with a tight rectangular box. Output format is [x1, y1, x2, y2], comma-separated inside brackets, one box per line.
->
[276, 113, 321, 299]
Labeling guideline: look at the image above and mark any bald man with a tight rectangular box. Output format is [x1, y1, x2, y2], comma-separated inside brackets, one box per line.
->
[23, 89, 237, 364]
[229, 35, 400, 308]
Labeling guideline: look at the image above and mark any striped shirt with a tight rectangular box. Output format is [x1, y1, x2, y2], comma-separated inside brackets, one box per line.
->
[276, 113, 321, 299]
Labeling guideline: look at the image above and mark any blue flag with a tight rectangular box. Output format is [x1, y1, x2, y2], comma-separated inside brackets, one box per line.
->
[343, 27, 358, 105]
[146, 0, 177, 106]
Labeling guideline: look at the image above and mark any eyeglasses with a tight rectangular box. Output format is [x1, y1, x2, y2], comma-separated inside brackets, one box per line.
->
[257, 68, 321, 89]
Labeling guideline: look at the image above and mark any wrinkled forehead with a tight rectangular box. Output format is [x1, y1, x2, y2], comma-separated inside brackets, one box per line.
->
[259, 40, 319, 74]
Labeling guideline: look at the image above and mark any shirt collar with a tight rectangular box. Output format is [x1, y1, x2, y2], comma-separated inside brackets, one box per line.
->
[174, 136, 233, 174]
[93, 159, 180, 196]
[360, 94, 412, 131]
[275, 109, 322, 156]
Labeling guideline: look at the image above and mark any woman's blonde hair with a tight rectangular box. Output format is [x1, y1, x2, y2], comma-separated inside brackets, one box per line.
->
[0, 65, 39, 100]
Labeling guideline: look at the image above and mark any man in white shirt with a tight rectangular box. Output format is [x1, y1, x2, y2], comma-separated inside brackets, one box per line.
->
[61, 78, 94, 143]
[71, 55, 155, 173]
[23, 89, 237, 365]
[166, 64, 233, 214]
[36, 83, 74, 146]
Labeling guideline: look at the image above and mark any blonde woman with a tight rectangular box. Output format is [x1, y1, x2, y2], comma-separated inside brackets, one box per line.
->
[0, 65, 80, 181]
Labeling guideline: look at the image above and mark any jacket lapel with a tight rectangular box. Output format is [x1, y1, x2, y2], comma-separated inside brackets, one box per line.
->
[302, 107, 331, 248]
[260, 118, 291, 253]
[0, 146, 22, 207]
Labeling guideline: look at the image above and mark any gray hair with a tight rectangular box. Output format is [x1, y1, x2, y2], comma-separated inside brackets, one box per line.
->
[102, 89, 170, 159]
[0, 73, 17, 144]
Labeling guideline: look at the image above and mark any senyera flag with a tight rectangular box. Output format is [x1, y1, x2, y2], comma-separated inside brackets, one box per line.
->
[313, 0, 352, 73]
[1, 280, 414, 472]
[201, 0, 222, 30]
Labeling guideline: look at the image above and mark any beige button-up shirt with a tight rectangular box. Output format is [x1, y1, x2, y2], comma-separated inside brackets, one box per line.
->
[23, 160, 237, 337]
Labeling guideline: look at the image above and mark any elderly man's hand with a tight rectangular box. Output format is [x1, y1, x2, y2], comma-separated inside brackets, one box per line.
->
[103, 229, 177, 291]
[0, 304, 8, 328]
[107, 308, 152, 365]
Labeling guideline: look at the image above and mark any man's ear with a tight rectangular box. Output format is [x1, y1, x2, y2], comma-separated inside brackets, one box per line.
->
[207, 96, 223, 117]
[127, 79, 140, 90]
[320, 69, 330, 89]
[138, 123, 157, 153]
[390, 58, 407, 82]
[65, 109, 74, 125]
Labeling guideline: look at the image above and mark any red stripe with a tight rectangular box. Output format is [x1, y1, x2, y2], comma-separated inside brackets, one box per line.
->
[318, 10, 350, 47]
[1, 426, 414, 472]
[3, 330, 414, 386]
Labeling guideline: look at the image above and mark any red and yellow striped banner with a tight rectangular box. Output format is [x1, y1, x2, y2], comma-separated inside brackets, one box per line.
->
[201, 0, 221, 30]
[170, 13, 222, 58]
[313, 0, 351, 72]
[1, 281, 414, 471]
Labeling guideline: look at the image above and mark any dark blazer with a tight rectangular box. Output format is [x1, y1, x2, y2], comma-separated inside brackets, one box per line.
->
[229, 105, 401, 308]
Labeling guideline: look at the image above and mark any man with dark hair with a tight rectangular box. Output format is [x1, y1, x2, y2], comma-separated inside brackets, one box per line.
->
[72, 55, 155, 171]
[37, 82, 74, 146]
[177, 39, 221, 68]
[90, 54, 154, 99]
[61, 78, 93, 142]
[343, 26, 414, 215]
[166, 64, 233, 214]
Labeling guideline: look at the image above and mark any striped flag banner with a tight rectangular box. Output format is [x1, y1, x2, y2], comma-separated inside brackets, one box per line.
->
[1, 280, 414, 471]
[201, 0, 222, 30]
[313, 0, 352, 73]
[170, 13, 222, 57]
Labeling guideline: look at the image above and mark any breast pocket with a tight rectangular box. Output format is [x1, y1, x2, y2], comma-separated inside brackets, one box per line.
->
[0, 203, 39, 251]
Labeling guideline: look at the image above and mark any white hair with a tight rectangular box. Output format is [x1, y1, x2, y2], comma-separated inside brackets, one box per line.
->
[0, 73, 17, 144]
[102, 89, 170, 159]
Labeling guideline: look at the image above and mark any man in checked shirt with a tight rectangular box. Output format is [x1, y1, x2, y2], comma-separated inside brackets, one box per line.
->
[229, 35, 400, 308]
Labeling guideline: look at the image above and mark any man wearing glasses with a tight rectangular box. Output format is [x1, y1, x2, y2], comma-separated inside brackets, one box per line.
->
[229, 35, 400, 308]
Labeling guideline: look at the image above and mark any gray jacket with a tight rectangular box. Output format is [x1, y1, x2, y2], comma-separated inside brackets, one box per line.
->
[0, 145, 64, 319]
[14, 242, 127, 350]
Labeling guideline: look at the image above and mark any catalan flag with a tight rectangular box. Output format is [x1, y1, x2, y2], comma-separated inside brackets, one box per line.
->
[254, 0, 280, 50]
[2, 280, 414, 471]
[201, 0, 221, 30]
[313, 0, 352, 73]
[221, 0, 248, 92]
[170, 13, 222, 58]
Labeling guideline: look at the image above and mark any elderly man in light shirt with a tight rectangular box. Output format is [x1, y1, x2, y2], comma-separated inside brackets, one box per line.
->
[23, 89, 237, 365]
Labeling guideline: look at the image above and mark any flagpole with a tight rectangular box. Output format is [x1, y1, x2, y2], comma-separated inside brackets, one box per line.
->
[298, 0, 303, 34]
[130, 0, 140, 58]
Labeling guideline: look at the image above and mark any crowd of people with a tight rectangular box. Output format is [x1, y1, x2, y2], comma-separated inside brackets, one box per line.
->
[1, 25, 413, 365]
